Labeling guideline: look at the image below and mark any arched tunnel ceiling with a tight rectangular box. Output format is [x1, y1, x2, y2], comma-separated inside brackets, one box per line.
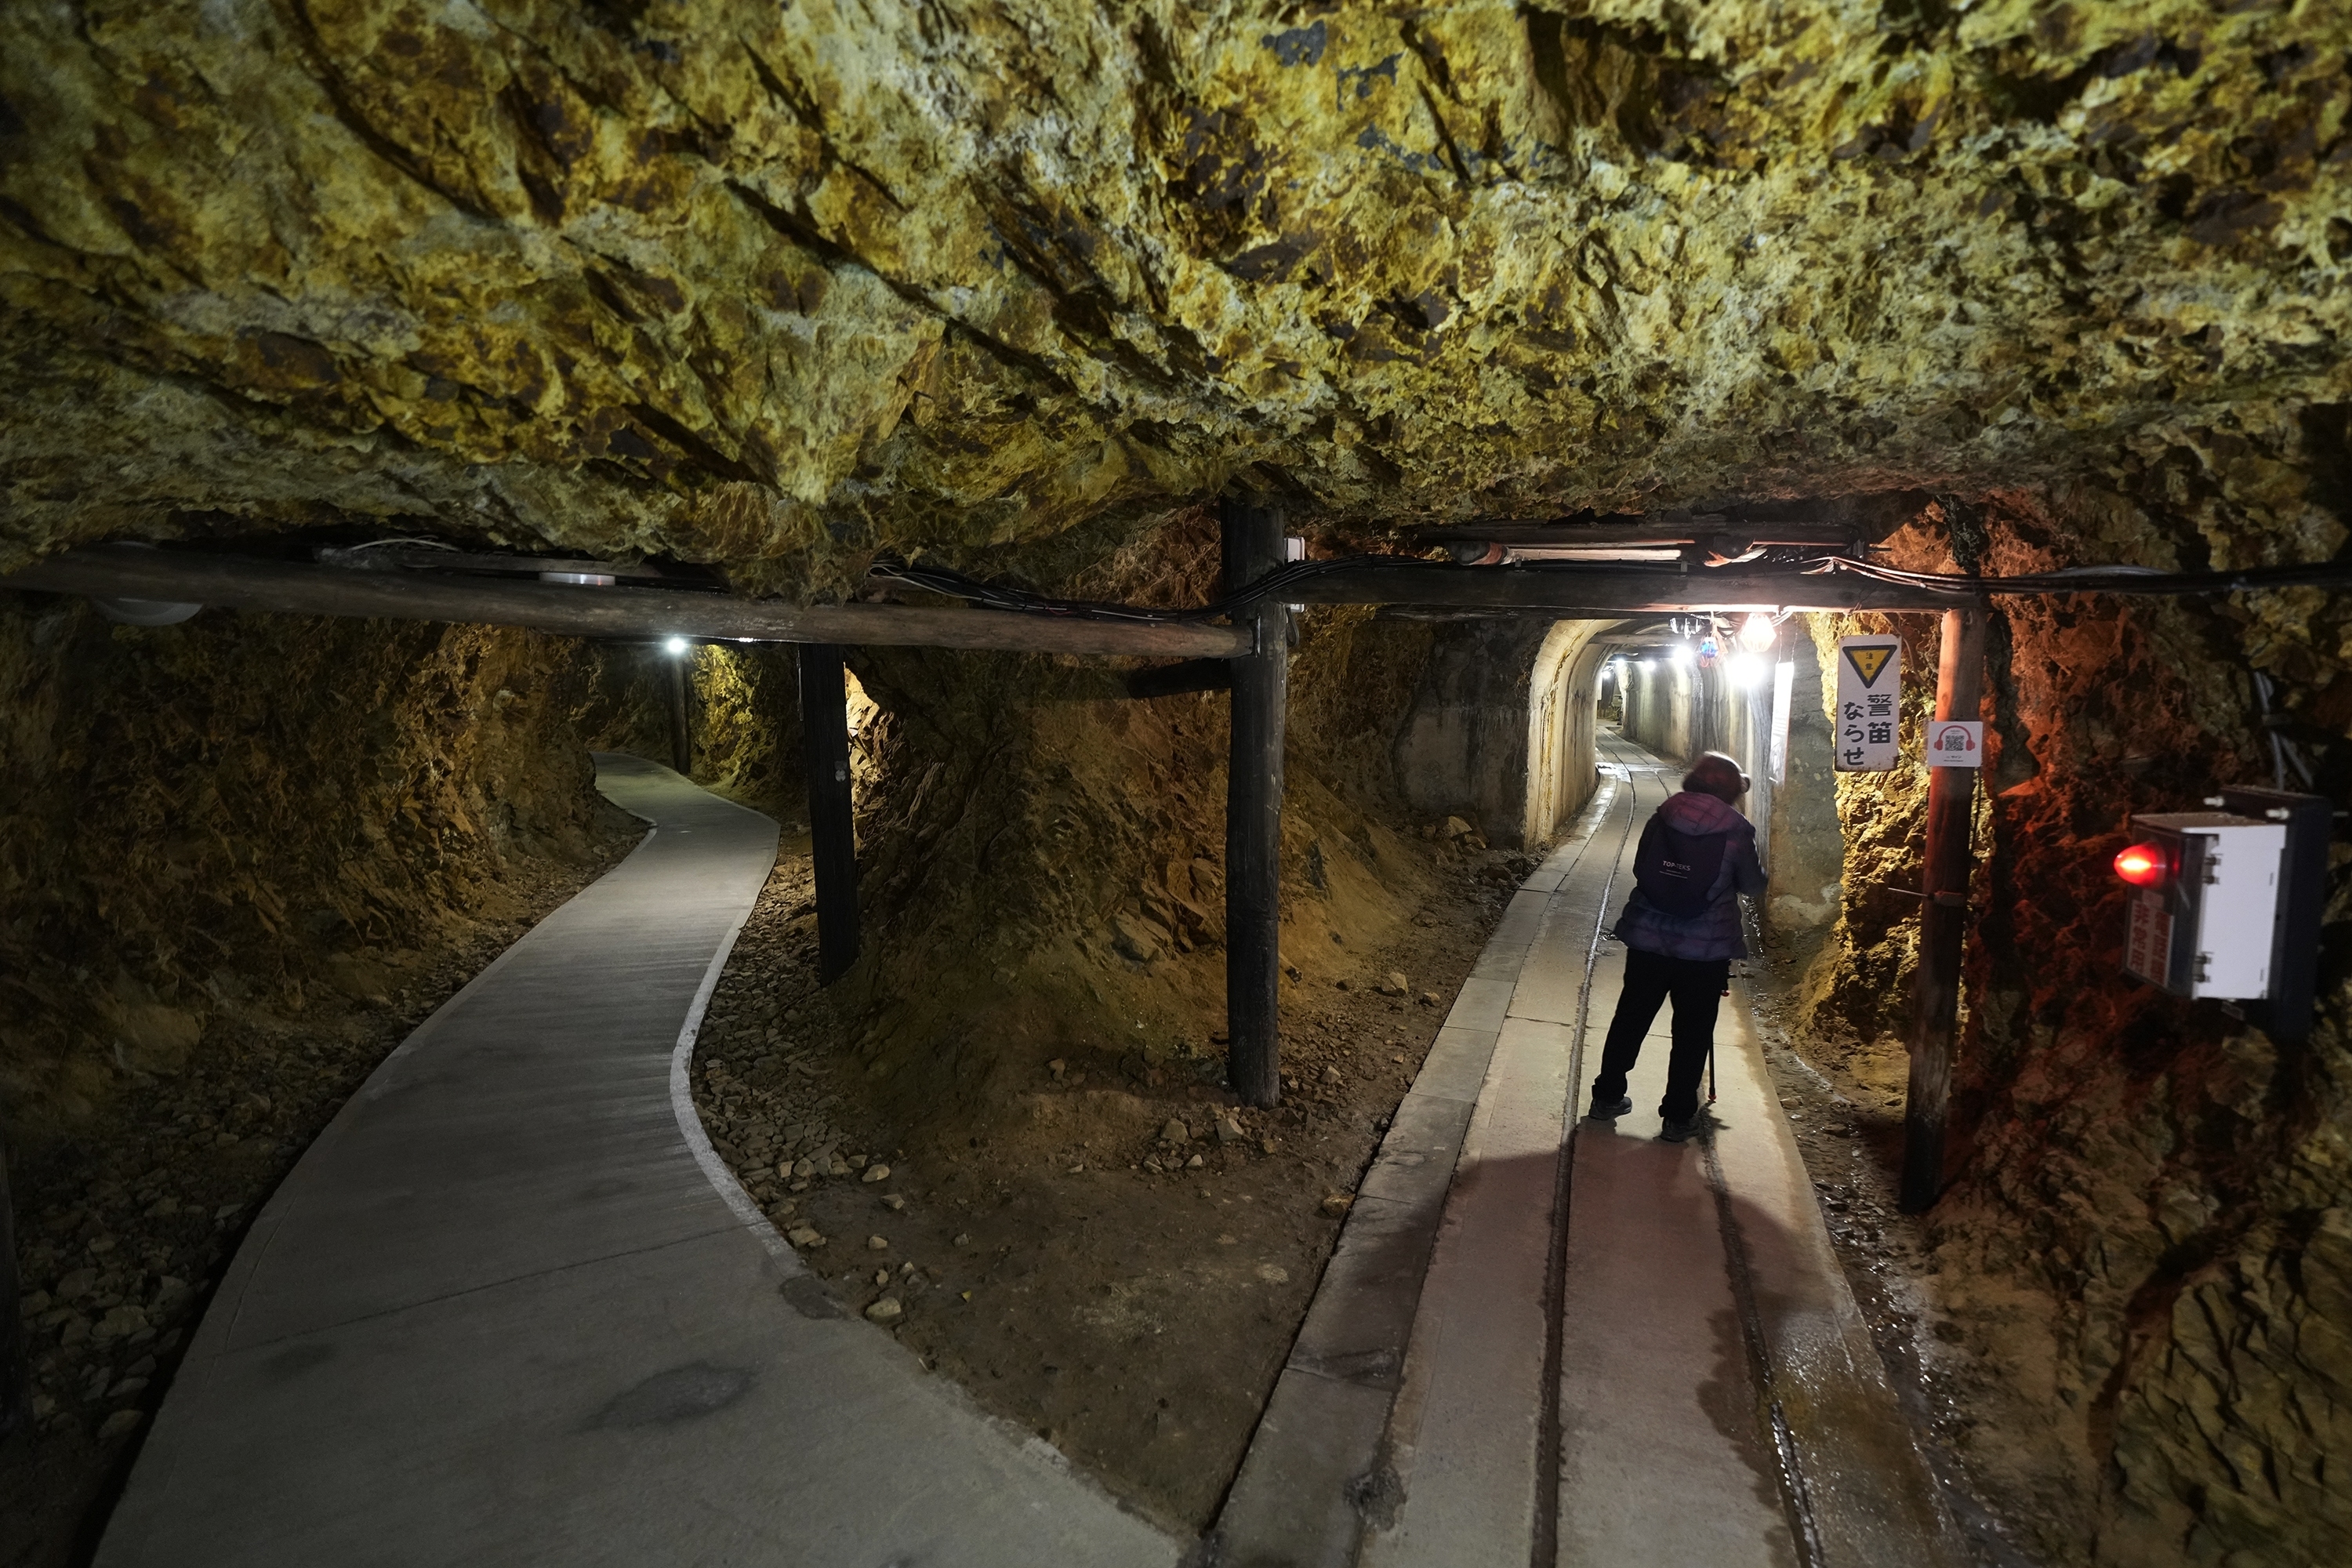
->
[2, 2, 2346, 587]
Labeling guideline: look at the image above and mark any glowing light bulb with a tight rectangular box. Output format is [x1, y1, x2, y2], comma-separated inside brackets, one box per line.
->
[665, 636, 688, 655]
[1730, 652, 1768, 688]
[2114, 843, 2169, 888]
[1740, 612, 1777, 653]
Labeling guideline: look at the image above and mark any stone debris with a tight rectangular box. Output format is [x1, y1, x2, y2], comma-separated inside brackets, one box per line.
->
[880, 1194, 906, 1211]
[785, 1225, 826, 1249]
[1214, 1114, 1247, 1145]
[92, 1305, 148, 1344]
[1378, 971, 1410, 996]
[863, 1297, 904, 1326]
[866, 1235, 890, 1251]
[1255, 1264, 1290, 1285]
[1419, 990, 1440, 1006]
[1112, 912, 1167, 963]
[1185, 1155, 1204, 1170]
[96, 1410, 144, 1442]
[1321, 1194, 1353, 1218]
[1160, 1118, 1190, 1145]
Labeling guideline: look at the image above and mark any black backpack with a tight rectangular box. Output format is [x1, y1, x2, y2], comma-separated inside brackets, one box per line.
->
[1632, 812, 1730, 918]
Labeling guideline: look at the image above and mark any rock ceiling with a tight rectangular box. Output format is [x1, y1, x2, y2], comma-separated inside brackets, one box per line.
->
[2, 2, 2345, 588]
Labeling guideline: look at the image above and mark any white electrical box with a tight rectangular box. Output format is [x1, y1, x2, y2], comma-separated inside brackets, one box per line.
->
[2120, 813, 2286, 1000]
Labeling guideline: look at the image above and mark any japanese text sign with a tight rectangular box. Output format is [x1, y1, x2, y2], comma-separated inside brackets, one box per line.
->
[1835, 636, 1902, 772]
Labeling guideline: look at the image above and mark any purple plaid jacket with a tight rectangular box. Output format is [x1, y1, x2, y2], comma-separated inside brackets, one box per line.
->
[1612, 789, 1767, 961]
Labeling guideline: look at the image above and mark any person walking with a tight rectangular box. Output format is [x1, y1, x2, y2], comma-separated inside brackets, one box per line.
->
[1587, 751, 1767, 1143]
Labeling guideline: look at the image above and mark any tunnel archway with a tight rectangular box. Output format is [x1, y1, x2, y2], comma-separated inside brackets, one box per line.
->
[1521, 619, 1621, 845]
[1396, 612, 1793, 857]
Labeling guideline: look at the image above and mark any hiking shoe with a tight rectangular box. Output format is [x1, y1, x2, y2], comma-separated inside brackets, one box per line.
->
[1658, 1112, 1710, 1144]
[1586, 1094, 1632, 1121]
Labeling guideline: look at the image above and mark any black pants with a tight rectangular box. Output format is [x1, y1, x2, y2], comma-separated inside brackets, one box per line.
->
[1590, 947, 1729, 1123]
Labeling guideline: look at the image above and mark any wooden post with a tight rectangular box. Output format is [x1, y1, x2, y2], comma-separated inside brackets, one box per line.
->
[1, 1133, 27, 1438]
[1222, 497, 1287, 1108]
[1901, 608, 1986, 1213]
[797, 643, 861, 984]
[666, 645, 694, 776]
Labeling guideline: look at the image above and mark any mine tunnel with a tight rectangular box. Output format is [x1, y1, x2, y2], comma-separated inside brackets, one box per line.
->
[2, 9, 2348, 1568]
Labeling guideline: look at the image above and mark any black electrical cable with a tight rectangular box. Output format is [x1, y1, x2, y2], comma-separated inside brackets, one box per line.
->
[1807, 554, 2352, 597]
[868, 553, 1466, 623]
[866, 549, 2352, 626]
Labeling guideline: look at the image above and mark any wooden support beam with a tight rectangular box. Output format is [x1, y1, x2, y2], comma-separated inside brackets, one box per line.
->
[1223, 499, 1287, 1109]
[5, 546, 1254, 659]
[797, 644, 862, 985]
[1901, 608, 1986, 1214]
[666, 648, 694, 777]
[1288, 563, 1981, 615]
[0, 1133, 27, 1439]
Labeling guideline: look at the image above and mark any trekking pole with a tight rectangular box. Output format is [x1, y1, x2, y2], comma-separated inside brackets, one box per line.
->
[1710, 972, 1727, 1106]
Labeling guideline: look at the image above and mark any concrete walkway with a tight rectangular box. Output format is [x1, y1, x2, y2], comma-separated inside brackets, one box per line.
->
[1220, 734, 1958, 1568]
[100, 755, 1175, 1567]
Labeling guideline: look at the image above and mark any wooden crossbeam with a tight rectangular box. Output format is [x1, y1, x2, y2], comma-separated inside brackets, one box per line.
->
[1287, 563, 1977, 614]
[4, 547, 1254, 659]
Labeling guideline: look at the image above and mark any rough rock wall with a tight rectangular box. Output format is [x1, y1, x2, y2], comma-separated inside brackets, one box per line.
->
[5, 2, 2346, 577]
[1796, 477, 2352, 1565]
[829, 542, 1457, 1123]
[0, 596, 626, 1145]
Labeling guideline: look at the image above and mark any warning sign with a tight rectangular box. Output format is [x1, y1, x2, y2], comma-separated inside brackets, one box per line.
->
[1843, 644, 1895, 687]
[1928, 720, 1984, 768]
[1834, 635, 1902, 772]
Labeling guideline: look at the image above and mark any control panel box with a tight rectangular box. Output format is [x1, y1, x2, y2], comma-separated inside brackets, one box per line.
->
[2119, 813, 2286, 1000]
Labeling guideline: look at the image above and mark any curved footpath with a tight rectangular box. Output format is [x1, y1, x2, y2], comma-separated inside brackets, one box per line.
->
[100, 754, 1175, 1567]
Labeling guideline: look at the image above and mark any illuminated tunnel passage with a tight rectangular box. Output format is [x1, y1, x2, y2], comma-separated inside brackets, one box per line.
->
[5, 8, 2349, 1559]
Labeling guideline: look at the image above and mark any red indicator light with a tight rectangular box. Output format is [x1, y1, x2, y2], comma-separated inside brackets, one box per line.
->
[2114, 843, 2169, 888]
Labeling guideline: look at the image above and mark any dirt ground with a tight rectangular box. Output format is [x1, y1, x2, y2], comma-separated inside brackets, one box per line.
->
[0, 815, 637, 1568]
[1748, 968, 2088, 1568]
[690, 832, 1533, 1531]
